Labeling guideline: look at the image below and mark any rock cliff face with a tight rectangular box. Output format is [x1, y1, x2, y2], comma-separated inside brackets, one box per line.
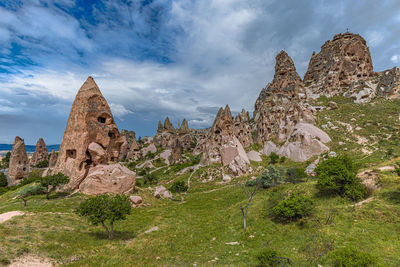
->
[48, 150, 58, 167]
[9, 136, 29, 180]
[254, 51, 315, 145]
[53, 76, 135, 193]
[30, 138, 48, 166]
[233, 109, 253, 148]
[304, 33, 374, 96]
[200, 105, 250, 176]
[154, 118, 195, 151]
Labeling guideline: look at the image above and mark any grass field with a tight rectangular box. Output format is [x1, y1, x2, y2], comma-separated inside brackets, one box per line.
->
[1, 98, 400, 266]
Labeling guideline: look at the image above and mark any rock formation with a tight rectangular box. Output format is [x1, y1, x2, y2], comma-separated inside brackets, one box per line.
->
[254, 51, 315, 144]
[30, 138, 48, 166]
[154, 117, 176, 148]
[126, 139, 140, 161]
[8, 136, 29, 180]
[119, 130, 136, 161]
[304, 33, 374, 96]
[121, 129, 136, 146]
[233, 109, 253, 148]
[53, 76, 135, 193]
[178, 119, 189, 134]
[171, 138, 182, 164]
[200, 105, 250, 176]
[48, 150, 58, 167]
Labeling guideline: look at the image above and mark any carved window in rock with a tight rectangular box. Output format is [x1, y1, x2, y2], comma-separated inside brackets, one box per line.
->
[66, 149, 77, 160]
[98, 117, 106, 123]
[108, 132, 116, 138]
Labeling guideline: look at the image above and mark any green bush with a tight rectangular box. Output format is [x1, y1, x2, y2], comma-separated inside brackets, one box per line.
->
[35, 160, 49, 168]
[20, 170, 42, 186]
[285, 167, 307, 184]
[40, 173, 69, 199]
[142, 173, 158, 186]
[246, 165, 283, 189]
[322, 247, 378, 266]
[269, 152, 280, 164]
[315, 156, 367, 201]
[255, 248, 290, 266]
[169, 181, 188, 193]
[1, 152, 11, 168]
[76, 194, 131, 240]
[0, 172, 7, 187]
[272, 194, 314, 222]
[137, 169, 147, 176]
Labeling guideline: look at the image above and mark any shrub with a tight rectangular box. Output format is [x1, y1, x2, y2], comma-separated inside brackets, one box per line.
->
[279, 156, 286, 163]
[246, 165, 283, 189]
[35, 160, 49, 168]
[0, 172, 7, 187]
[169, 181, 188, 193]
[143, 173, 158, 186]
[17, 184, 46, 206]
[269, 152, 280, 164]
[272, 194, 314, 221]
[322, 247, 378, 267]
[255, 248, 291, 266]
[315, 156, 367, 201]
[285, 167, 307, 184]
[2, 152, 11, 168]
[20, 170, 42, 186]
[40, 173, 69, 199]
[76, 194, 131, 240]
[137, 169, 147, 176]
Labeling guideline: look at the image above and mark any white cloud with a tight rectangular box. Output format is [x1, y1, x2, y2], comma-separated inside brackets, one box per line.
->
[109, 103, 132, 119]
[391, 54, 399, 63]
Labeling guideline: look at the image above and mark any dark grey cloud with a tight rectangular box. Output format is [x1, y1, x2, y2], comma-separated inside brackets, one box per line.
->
[0, 0, 399, 144]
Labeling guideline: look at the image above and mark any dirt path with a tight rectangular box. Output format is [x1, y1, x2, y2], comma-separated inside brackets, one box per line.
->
[9, 255, 53, 267]
[0, 211, 25, 223]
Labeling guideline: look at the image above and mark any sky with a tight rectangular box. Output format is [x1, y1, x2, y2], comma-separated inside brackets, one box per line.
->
[0, 0, 400, 145]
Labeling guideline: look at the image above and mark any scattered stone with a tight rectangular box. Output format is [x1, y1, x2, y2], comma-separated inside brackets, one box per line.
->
[154, 185, 173, 199]
[129, 196, 143, 205]
[247, 151, 262, 162]
[328, 101, 338, 110]
[144, 226, 159, 234]
[358, 170, 381, 193]
[225, 242, 240, 245]
[328, 151, 337, 157]
[305, 158, 319, 175]
[222, 174, 232, 182]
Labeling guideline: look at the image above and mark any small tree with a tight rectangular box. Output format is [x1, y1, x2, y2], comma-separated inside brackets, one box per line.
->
[240, 179, 262, 231]
[269, 152, 279, 164]
[0, 173, 7, 187]
[17, 184, 46, 206]
[40, 173, 69, 199]
[76, 194, 131, 240]
[315, 156, 366, 201]
[169, 180, 188, 201]
[246, 165, 283, 189]
[2, 152, 11, 168]
[35, 160, 49, 168]
[285, 167, 307, 184]
[272, 193, 314, 222]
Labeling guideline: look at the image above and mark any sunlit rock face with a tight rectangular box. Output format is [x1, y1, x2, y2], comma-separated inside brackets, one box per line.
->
[30, 138, 48, 166]
[53, 76, 131, 191]
[254, 51, 315, 145]
[9, 136, 29, 181]
[304, 32, 374, 96]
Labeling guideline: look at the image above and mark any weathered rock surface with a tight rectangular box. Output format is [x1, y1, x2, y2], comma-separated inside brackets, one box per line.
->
[48, 150, 58, 167]
[247, 151, 262, 162]
[9, 136, 29, 180]
[154, 118, 195, 151]
[53, 76, 128, 191]
[129, 195, 143, 205]
[171, 138, 182, 164]
[79, 163, 136, 195]
[126, 139, 140, 161]
[154, 185, 173, 199]
[121, 129, 136, 146]
[262, 123, 331, 162]
[141, 144, 157, 157]
[200, 105, 250, 176]
[304, 33, 374, 96]
[233, 109, 253, 148]
[254, 51, 315, 144]
[30, 138, 48, 166]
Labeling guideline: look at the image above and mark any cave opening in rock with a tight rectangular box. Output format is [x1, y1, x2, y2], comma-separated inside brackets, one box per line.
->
[98, 117, 106, 123]
[66, 149, 77, 159]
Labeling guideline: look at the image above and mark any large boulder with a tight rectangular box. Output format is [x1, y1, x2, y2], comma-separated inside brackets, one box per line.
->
[8, 136, 29, 181]
[30, 138, 48, 166]
[79, 163, 136, 195]
[154, 185, 173, 199]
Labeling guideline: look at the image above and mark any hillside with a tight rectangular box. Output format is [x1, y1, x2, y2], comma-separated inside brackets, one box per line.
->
[1, 98, 400, 266]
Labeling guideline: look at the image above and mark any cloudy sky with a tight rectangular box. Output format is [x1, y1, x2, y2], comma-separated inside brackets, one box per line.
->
[0, 0, 399, 144]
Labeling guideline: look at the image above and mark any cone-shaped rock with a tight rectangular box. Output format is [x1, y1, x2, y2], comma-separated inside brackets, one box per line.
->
[171, 138, 182, 164]
[164, 117, 175, 133]
[254, 51, 314, 144]
[157, 120, 163, 133]
[233, 109, 253, 148]
[49, 150, 58, 167]
[178, 119, 190, 134]
[9, 136, 29, 180]
[30, 138, 48, 166]
[53, 76, 127, 189]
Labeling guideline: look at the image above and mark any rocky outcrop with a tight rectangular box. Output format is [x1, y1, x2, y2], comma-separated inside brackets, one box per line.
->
[262, 123, 331, 162]
[154, 117, 176, 148]
[178, 119, 189, 134]
[79, 163, 135, 195]
[233, 109, 253, 148]
[200, 105, 250, 176]
[121, 129, 136, 146]
[304, 33, 374, 96]
[375, 67, 400, 99]
[254, 51, 315, 144]
[119, 137, 130, 161]
[8, 136, 29, 180]
[171, 138, 182, 164]
[53, 76, 134, 193]
[30, 138, 48, 166]
[48, 150, 58, 167]
[126, 139, 140, 161]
